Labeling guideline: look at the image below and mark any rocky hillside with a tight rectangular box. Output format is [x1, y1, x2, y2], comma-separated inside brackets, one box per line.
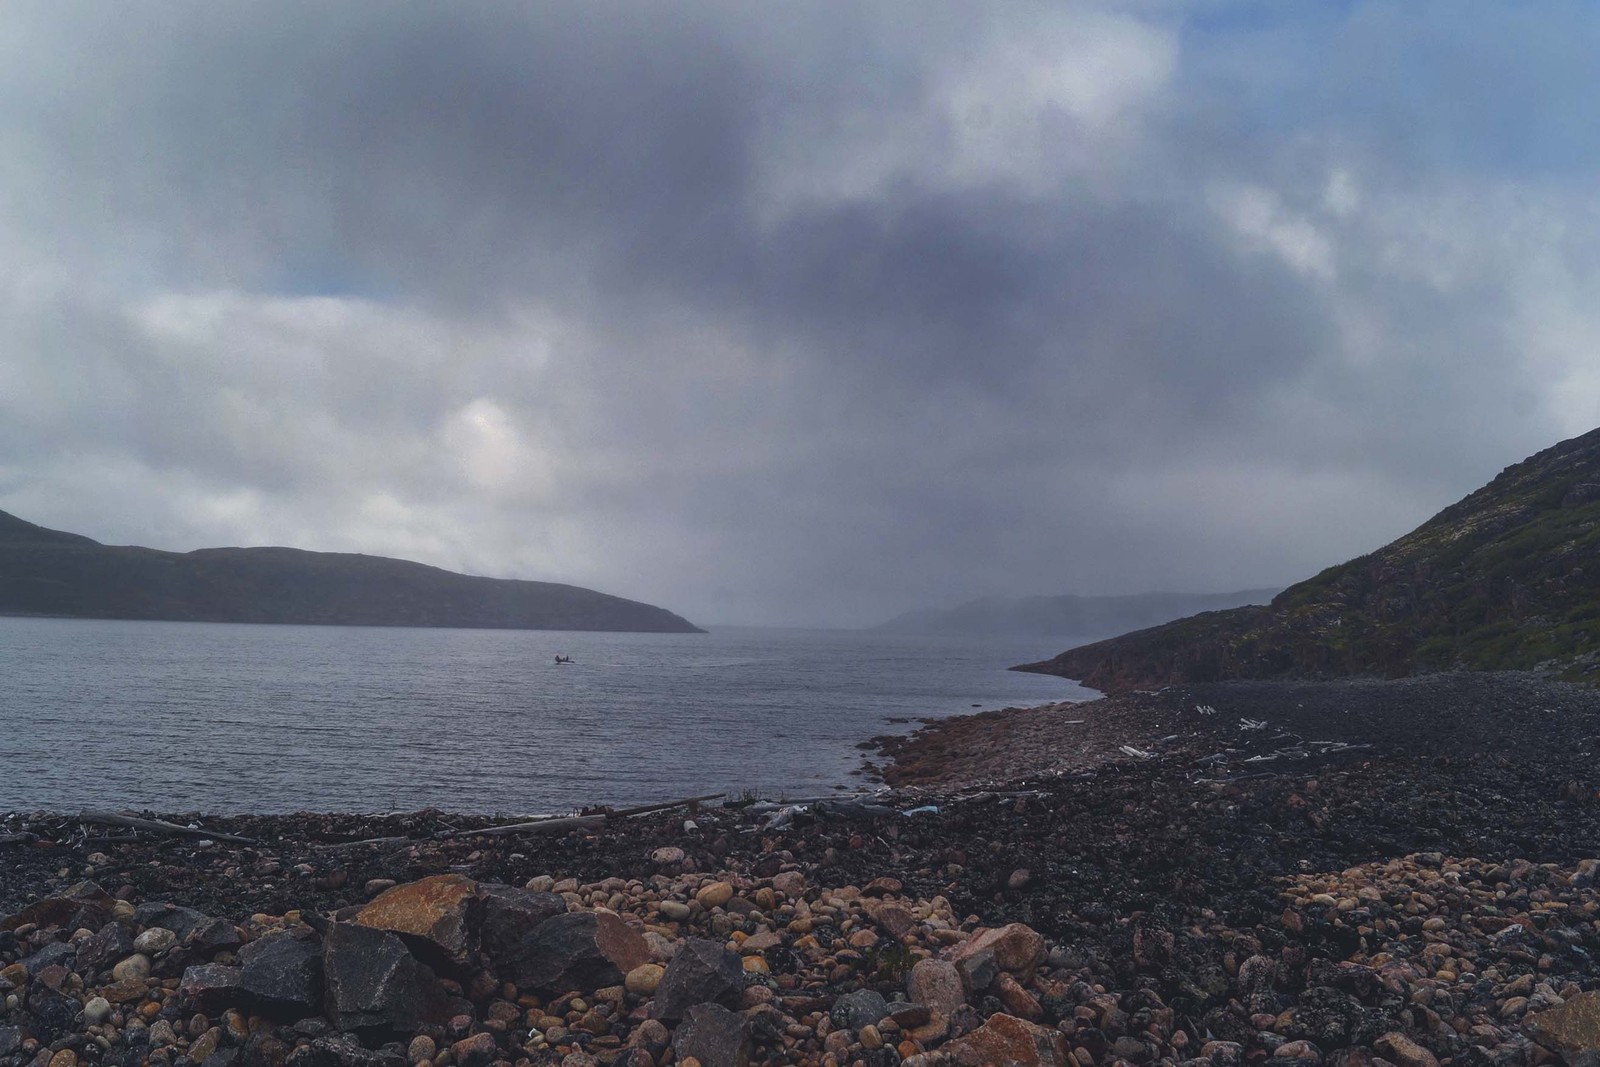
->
[1019, 427, 1600, 691]
[0, 509, 703, 633]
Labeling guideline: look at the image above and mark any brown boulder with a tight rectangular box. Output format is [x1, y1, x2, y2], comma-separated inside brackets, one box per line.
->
[946, 1013, 1070, 1067]
[948, 923, 1045, 979]
[907, 958, 966, 1016]
[1527, 993, 1600, 1066]
[356, 875, 477, 966]
[1373, 1033, 1440, 1067]
[2, 882, 115, 933]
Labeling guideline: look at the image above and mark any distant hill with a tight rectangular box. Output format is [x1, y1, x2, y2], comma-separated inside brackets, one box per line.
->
[1017, 427, 1600, 691]
[0, 509, 704, 633]
[874, 588, 1279, 640]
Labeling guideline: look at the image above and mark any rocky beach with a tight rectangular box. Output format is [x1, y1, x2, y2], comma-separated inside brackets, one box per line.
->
[5, 673, 1600, 1067]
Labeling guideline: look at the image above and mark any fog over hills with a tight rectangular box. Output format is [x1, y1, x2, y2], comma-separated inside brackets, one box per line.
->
[876, 589, 1279, 640]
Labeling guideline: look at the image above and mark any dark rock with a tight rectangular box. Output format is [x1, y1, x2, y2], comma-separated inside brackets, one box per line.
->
[77, 922, 136, 976]
[180, 964, 244, 1014]
[238, 931, 324, 1018]
[186, 917, 243, 957]
[323, 923, 448, 1033]
[238, 1032, 292, 1067]
[650, 937, 745, 1022]
[135, 904, 211, 939]
[449, 1034, 497, 1067]
[831, 989, 890, 1031]
[28, 991, 81, 1043]
[0, 1027, 21, 1057]
[21, 941, 77, 976]
[954, 947, 998, 993]
[506, 911, 649, 994]
[1, 881, 115, 934]
[286, 1036, 405, 1067]
[474, 885, 565, 969]
[671, 1003, 752, 1067]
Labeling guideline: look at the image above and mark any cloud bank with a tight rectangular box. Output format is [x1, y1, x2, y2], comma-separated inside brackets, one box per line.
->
[1, 2, 1597, 626]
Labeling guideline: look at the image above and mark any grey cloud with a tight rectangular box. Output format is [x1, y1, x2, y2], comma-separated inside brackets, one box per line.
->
[0, 2, 1595, 626]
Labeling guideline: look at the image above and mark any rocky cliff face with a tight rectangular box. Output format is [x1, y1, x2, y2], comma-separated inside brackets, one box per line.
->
[1018, 427, 1600, 691]
[0, 510, 704, 633]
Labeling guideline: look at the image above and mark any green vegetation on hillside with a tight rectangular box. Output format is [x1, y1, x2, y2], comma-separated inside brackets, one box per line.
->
[1018, 427, 1600, 691]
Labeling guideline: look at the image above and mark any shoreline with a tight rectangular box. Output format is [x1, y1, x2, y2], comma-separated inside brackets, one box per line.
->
[5, 671, 1600, 1067]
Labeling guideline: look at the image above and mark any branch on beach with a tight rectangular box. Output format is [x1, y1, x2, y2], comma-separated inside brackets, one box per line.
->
[433, 793, 727, 839]
[76, 811, 259, 846]
[435, 814, 609, 838]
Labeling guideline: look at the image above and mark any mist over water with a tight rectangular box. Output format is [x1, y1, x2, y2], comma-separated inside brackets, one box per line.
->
[0, 617, 1092, 813]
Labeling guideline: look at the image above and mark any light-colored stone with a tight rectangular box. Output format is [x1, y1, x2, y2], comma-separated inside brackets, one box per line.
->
[112, 954, 152, 982]
[695, 882, 734, 909]
[133, 928, 177, 955]
[625, 963, 664, 996]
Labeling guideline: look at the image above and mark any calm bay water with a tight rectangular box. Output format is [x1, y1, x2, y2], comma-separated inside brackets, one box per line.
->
[0, 618, 1093, 813]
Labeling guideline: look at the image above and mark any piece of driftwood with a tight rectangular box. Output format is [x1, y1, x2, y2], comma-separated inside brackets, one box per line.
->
[436, 814, 608, 838]
[436, 793, 726, 839]
[310, 835, 416, 852]
[612, 793, 725, 818]
[77, 811, 258, 846]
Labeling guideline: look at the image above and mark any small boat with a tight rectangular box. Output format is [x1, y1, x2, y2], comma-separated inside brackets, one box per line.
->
[554, 654, 574, 664]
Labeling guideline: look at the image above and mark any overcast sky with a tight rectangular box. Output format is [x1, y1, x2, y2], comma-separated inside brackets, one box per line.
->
[1, 2, 1597, 627]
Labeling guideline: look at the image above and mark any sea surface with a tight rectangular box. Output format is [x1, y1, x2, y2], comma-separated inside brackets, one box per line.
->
[0, 618, 1094, 813]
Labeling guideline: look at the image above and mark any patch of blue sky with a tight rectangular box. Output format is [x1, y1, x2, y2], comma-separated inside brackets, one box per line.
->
[1172, 0, 1600, 180]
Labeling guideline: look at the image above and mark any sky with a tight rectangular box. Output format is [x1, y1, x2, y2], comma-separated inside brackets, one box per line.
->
[1, 2, 1598, 627]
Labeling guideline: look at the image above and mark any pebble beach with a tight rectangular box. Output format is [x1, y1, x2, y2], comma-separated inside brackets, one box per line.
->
[5, 672, 1600, 1067]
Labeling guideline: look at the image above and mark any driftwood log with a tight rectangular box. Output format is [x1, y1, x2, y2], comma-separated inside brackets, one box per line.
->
[76, 811, 258, 846]
[433, 793, 726, 839]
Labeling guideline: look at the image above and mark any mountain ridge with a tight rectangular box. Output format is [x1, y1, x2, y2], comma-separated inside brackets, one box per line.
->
[0, 509, 704, 633]
[1017, 427, 1600, 691]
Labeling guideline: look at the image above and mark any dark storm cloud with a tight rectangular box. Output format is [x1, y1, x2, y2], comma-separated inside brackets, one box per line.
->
[0, 2, 1596, 625]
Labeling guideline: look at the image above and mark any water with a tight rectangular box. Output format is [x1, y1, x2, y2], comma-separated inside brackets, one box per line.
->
[0, 617, 1094, 813]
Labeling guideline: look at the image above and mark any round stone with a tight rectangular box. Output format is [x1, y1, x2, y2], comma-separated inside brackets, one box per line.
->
[111, 955, 152, 981]
[134, 929, 178, 955]
[408, 1036, 436, 1064]
[659, 900, 691, 922]
[624, 964, 664, 996]
[82, 997, 112, 1024]
[695, 882, 734, 909]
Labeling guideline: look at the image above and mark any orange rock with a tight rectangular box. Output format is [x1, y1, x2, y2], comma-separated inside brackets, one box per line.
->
[947, 1012, 1069, 1067]
[356, 874, 477, 963]
[949, 922, 1046, 978]
[1374, 1032, 1440, 1067]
